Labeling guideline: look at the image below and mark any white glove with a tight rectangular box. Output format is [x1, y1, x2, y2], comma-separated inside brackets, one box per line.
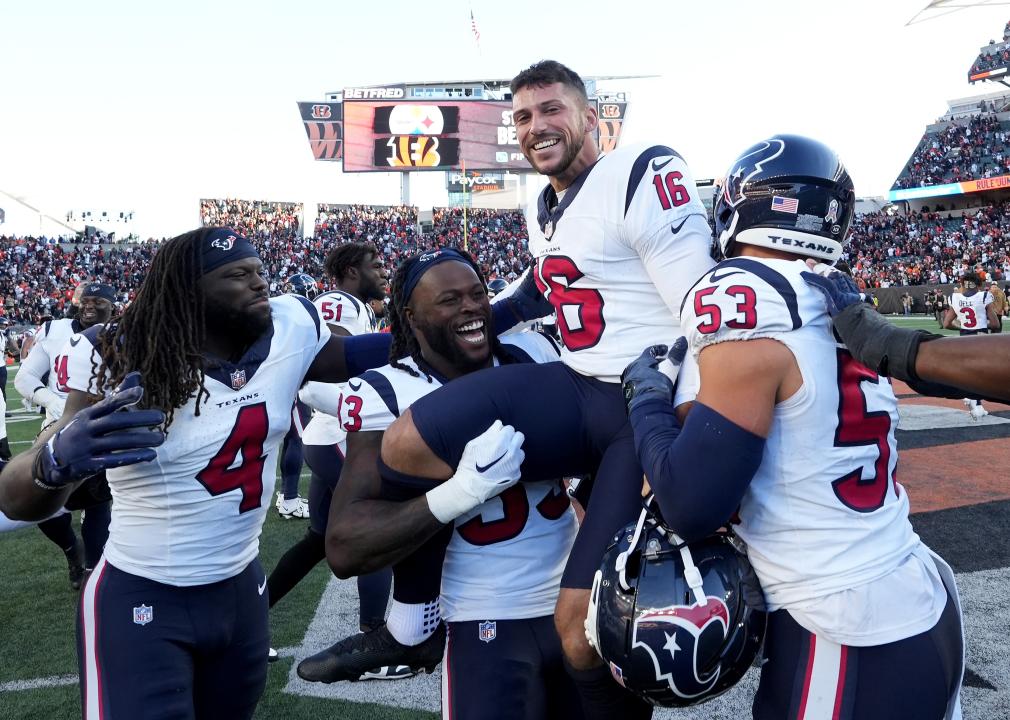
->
[426, 420, 525, 523]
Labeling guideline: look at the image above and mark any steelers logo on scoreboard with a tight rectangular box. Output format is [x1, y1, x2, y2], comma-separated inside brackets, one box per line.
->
[388, 105, 445, 135]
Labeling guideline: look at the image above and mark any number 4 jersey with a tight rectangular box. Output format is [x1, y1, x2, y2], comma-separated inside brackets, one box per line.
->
[62, 295, 330, 586]
[682, 257, 947, 646]
[526, 142, 715, 383]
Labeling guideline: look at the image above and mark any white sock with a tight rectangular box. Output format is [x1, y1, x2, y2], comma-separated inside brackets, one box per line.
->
[385, 599, 440, 646]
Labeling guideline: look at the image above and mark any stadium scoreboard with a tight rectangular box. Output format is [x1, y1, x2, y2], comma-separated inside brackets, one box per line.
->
[297, 82, 629, 174]
[342, 100, 530, 173]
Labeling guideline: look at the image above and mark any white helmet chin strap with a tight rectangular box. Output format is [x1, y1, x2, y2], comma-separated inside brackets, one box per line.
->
[615, 496, 708, 607]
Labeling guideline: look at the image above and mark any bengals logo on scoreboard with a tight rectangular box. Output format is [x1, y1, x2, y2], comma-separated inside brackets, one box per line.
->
[385, 136, 441, 167]
[311, 104, 332, 120]
[600, 103, 621, 119]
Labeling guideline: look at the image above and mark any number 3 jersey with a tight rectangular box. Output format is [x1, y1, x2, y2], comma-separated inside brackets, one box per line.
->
[62, 295, 330, 586]
[949, 290, 993, 331]
[526, 143, 715, 383]
[343, 332, 578, 622]
[682, 257, 947, 646]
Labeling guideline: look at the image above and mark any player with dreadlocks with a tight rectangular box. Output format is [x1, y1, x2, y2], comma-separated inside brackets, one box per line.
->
[294, 249, 579, 720]
[0, 226, 439, 720]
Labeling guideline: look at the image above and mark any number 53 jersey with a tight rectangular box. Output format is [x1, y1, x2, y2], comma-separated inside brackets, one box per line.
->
[526, 142, 715, 383]
[682, 257, 946, 646]
[63, 295, 330, 586]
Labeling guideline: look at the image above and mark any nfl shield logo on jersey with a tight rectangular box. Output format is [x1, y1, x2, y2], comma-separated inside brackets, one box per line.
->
[230, 368, 247, 390]
[133, 604, 153, 626]
[478, 620, 497, 643]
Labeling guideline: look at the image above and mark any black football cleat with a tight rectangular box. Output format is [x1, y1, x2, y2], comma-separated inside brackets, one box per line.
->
[65, 544, 86, 591]
[296, 623, 445, 683]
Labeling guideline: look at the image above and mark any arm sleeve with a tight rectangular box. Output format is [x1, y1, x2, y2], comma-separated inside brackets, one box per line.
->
[630, 399, 765, 542]
[14, 333, 54, 405]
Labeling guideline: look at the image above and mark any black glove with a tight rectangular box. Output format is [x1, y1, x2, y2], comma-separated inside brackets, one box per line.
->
[832, 300, 941, 381]
[0, 437, 10, 461]
[33, 372, 166, 490]
[621, 337, 688, 414]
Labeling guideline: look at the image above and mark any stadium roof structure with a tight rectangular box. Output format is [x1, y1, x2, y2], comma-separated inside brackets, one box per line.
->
[907, 0, 1010, 26]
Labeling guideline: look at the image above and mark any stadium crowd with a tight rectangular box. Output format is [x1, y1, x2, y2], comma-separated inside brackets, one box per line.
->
[892, 113, 1010, 190]
[968, 21, 1010, 82]
[8, 194, 1010, 323]
[0, 202, 533, 328]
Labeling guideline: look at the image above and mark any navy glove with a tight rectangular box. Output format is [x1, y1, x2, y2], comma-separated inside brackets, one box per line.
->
[622, 337, 688, 414]
[800, 269, 864, 318]
[33, 371, 166, 490]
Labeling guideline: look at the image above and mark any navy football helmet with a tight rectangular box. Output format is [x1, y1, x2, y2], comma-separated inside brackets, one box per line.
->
[286, 273, 318, 300]
[487, 277, 509, 298]
[714, 134, 855, 264]
[586, 500, 767, 708]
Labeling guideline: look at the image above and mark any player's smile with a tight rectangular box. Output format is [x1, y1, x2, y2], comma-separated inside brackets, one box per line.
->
[455, 318, 486, 346]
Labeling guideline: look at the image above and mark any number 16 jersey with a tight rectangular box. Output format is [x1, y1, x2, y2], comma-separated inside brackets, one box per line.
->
[526, 142, 714, 383]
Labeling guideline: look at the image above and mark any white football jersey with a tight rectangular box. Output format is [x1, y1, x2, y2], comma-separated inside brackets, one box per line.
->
[62, 295, 329, 586]
[339, 332, 577, 621]
[14, 318, 83, 423]
[950, 290, 992, 331]
[526, 143, 715, 382]
[299, 290, 378, 447]
[682, 257, 946, 645]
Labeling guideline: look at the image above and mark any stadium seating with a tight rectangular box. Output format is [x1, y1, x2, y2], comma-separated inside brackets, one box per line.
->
[892, 113, 1010, 190]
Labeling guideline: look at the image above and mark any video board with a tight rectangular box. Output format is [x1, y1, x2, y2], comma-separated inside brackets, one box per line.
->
[341, 101, 532, 173]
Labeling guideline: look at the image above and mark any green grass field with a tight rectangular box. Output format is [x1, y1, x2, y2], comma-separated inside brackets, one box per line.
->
[0, 313, 996, 718]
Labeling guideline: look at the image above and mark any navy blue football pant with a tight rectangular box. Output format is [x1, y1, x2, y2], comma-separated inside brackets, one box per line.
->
[265, 442, 391, 630]
[443, 616, 584, 720]
[388, 362, 643, 600]
[279, 401, 311, 500]
[753, 591, 962, 720]
[77, 557, 269, 720]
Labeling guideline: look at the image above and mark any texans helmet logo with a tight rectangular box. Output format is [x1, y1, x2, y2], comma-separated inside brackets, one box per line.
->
[722, 138, 786, 209]
[631, 597, 731, 700]
[210, 235, 237, 251]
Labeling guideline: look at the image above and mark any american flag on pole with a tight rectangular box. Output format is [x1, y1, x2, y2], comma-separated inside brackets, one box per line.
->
[770, 196, 799, 214]
[471, 10, 481, 46]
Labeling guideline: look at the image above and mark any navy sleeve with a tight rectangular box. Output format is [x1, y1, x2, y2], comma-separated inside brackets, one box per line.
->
[630, 398, 765, 542]
[342, 333, 394, 377]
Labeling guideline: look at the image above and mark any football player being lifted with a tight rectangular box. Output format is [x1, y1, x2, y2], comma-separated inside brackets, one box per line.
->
[618, 135, 963, 719]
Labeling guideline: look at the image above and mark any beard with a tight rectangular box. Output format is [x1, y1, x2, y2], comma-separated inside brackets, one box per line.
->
[414, 315, 491, 375]
[529, 121, 585, 178]
[204, 297, 273, 348]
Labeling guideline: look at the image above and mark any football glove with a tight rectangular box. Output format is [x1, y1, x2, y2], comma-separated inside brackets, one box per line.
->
[621, 337, 688, 415]
[800, 266, 865, 317]
[426, 420, 525, 523]
[33, 371, 166, 490]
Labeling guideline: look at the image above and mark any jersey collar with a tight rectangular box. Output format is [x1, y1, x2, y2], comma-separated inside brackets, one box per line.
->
[203, 326, 275, 391]
[536, 159, 600, 240]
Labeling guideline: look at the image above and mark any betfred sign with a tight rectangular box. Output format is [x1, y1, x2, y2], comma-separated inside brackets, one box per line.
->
[447, 172, 505, 193]
[344, 86, 406, 99]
